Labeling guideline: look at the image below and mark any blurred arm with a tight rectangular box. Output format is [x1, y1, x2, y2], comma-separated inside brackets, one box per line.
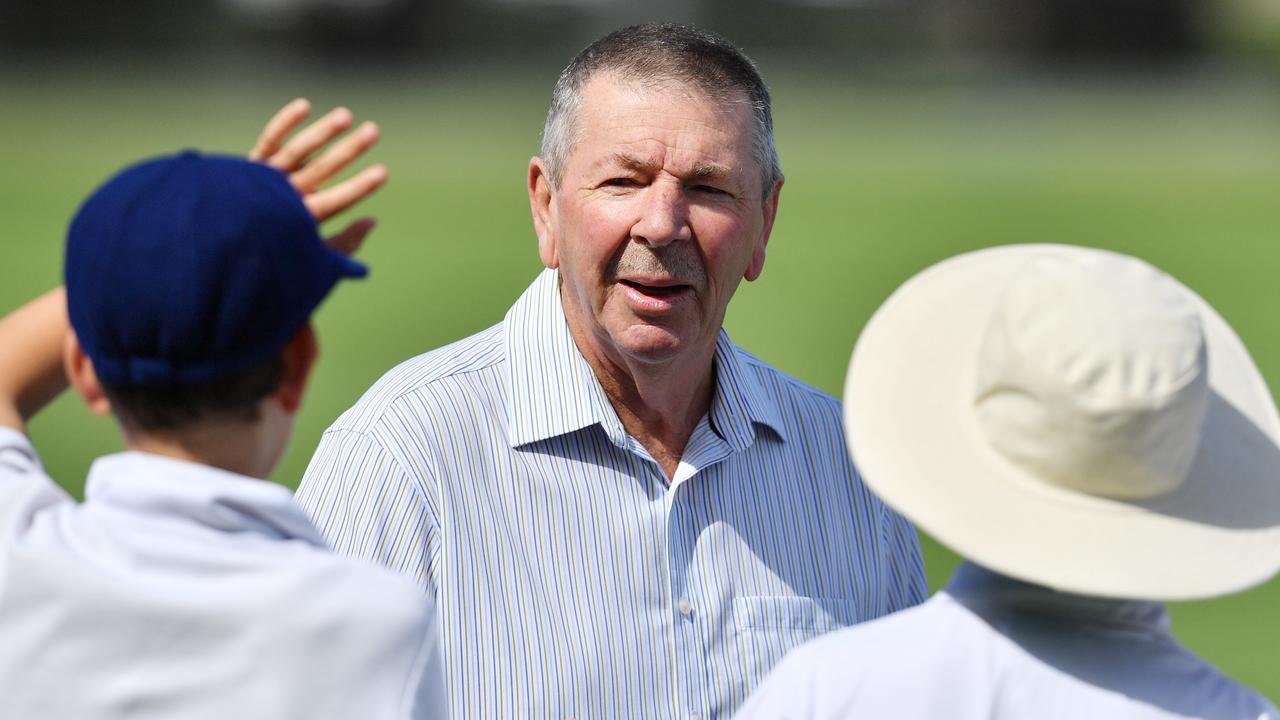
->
[0, 288, 70, 432]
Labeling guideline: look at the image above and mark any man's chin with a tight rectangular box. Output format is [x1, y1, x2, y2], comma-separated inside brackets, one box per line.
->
[613, 324, 694, 366]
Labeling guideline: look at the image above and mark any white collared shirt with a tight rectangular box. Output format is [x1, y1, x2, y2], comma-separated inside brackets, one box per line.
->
[0, 428, 446, 719]
[299, 268, 927, 719]
[736, 563, 1277, 719]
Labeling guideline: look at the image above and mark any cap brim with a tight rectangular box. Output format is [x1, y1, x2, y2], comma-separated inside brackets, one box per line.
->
[845, 243, 1280, 601]
[330, 251, 369, 279]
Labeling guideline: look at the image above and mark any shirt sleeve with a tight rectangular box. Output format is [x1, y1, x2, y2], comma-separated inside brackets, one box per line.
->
[0, 427, 71, 535]
[879, 503, 929, 614]
[296, 427, 441, 595]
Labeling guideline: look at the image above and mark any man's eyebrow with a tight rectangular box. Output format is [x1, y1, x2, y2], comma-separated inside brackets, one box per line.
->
[608, 153, 660, 173]
[605, 154, 732, 181]
[689, 162, 731, 181]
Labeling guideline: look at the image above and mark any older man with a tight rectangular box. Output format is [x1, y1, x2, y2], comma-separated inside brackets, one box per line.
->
[298, 23, 926, 718]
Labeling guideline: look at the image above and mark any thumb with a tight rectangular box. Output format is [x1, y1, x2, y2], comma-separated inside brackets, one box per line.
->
[324, 217, 377, 257]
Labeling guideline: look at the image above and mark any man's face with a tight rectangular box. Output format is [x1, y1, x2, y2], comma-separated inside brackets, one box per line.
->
[529, 74, 781, 371]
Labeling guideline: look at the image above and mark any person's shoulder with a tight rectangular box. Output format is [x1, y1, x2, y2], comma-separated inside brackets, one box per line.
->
[369, 322, 507, 401]
[331, 322, 507, 433]
[1217, 685, 1280, 720]
[732, 346, 850, 457]
[316, 553, 432, 621]
[0, 427, 46, 478]
[1161, 643, 1280, 720]
[806, 593, 976, 660]
[270, 545, 435, 649]
[0, 427, 72, 530]
[735, 346, 843, 417]
[743, 595, 974, 716]
[247, 548, 441, 714]
[771, 594, 999, 700]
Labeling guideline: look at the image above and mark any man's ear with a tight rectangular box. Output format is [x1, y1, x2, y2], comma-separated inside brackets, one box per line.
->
[528, 156, 559, 269]
[745, 177, 783, 282]
[275, 324, 319, 415]
[64, 333, 112, 416]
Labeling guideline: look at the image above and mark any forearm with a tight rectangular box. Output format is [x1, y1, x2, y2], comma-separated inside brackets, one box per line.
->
[0, 288, 70, 431]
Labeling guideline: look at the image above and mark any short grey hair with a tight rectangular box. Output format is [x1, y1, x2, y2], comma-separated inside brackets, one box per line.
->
[540, 23, 782, 201]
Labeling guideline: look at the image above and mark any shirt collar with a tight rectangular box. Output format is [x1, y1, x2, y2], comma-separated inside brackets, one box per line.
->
[503, 268, 625, 447]
[84, 452, 326, 547]
[503, 268, 788, 449]
[707, 331, 788, 449]
[944, 561, 1171, 633]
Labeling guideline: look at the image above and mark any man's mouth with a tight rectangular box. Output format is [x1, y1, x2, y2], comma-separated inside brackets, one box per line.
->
[619, 279, 690, 296]
[617, 278, 693, 311]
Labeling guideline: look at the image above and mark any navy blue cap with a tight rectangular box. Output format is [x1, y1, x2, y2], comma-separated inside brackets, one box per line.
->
[65, 151, 367, 387]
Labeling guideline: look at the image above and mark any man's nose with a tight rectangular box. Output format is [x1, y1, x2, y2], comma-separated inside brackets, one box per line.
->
[630, 181, 691, 247]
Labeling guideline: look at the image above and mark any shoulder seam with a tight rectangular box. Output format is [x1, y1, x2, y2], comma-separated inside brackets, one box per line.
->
[314, 427, 431, 503]
[331, 326, 507, 433]
[341, 357, 506, 432]
[738, 349, 840, 406]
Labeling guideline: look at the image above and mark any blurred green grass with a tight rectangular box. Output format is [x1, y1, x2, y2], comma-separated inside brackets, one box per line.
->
[2, 64, 1277, 699]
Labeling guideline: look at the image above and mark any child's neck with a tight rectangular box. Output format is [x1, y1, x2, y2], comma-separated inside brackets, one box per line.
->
[122, 416, 288, 480]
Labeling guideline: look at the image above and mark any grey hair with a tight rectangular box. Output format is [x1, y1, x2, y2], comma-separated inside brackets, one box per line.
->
[540, 23, 782, 201]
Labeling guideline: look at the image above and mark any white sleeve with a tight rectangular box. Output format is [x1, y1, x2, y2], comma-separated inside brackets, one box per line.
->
[0, 427, 43, 476]
[0, 427, 71, 536]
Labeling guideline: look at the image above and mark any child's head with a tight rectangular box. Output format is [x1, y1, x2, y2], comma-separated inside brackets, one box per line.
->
[62, 152, 365, 469]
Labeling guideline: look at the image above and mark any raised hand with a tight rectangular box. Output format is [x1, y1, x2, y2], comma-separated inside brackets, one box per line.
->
[249, 99, 387, 255]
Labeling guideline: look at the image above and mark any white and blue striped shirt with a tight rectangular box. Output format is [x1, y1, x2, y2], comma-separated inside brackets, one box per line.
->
[298, 269, 927, 719]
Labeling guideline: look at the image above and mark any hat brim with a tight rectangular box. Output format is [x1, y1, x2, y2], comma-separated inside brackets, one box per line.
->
[845, 244, 1280, 601]
[327, 245, 369, 279]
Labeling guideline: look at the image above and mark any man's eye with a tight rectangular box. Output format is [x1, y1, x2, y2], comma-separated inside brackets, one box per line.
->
[603, 178, 637, 187]
[692, 184, 728, 195]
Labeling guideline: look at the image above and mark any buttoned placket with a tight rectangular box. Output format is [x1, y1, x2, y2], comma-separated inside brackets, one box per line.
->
[587, 382, 763, 719]
[512, 271, 780, 718]
[665, 473, 703, 720]
[624, 413, 736, 720]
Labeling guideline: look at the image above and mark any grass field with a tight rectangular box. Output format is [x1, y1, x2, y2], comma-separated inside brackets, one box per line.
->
[3, 61, 1278, 699]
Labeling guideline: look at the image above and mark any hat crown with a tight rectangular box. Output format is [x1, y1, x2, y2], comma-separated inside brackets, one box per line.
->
[65, 151, 367, 387]
[974, 253, 1210, 499]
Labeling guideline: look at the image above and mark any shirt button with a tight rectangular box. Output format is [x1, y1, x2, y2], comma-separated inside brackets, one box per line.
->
[690, 714, 702, 720]
[677, 598, 693, 616]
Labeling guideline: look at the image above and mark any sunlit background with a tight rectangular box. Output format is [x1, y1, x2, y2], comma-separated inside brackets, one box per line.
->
[3, 0, 1279, 700]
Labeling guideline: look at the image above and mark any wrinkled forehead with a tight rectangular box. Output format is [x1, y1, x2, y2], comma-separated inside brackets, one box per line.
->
[579, 71, 753, 127]
[571, 73, 757, 167]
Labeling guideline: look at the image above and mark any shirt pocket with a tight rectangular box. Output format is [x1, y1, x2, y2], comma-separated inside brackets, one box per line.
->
[734, 595, 856, 633]
[731, 595, 857, 701]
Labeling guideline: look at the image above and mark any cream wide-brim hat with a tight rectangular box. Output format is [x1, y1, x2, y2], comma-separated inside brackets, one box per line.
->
[844, 244, 1280, 601]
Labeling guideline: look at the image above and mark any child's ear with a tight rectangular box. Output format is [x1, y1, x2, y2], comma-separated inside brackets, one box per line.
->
[64, 333, 112, 417]
[275, 324, 319, 414]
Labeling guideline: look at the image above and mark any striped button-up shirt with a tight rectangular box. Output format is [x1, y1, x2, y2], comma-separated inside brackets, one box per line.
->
[299, 268, 927, 719]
